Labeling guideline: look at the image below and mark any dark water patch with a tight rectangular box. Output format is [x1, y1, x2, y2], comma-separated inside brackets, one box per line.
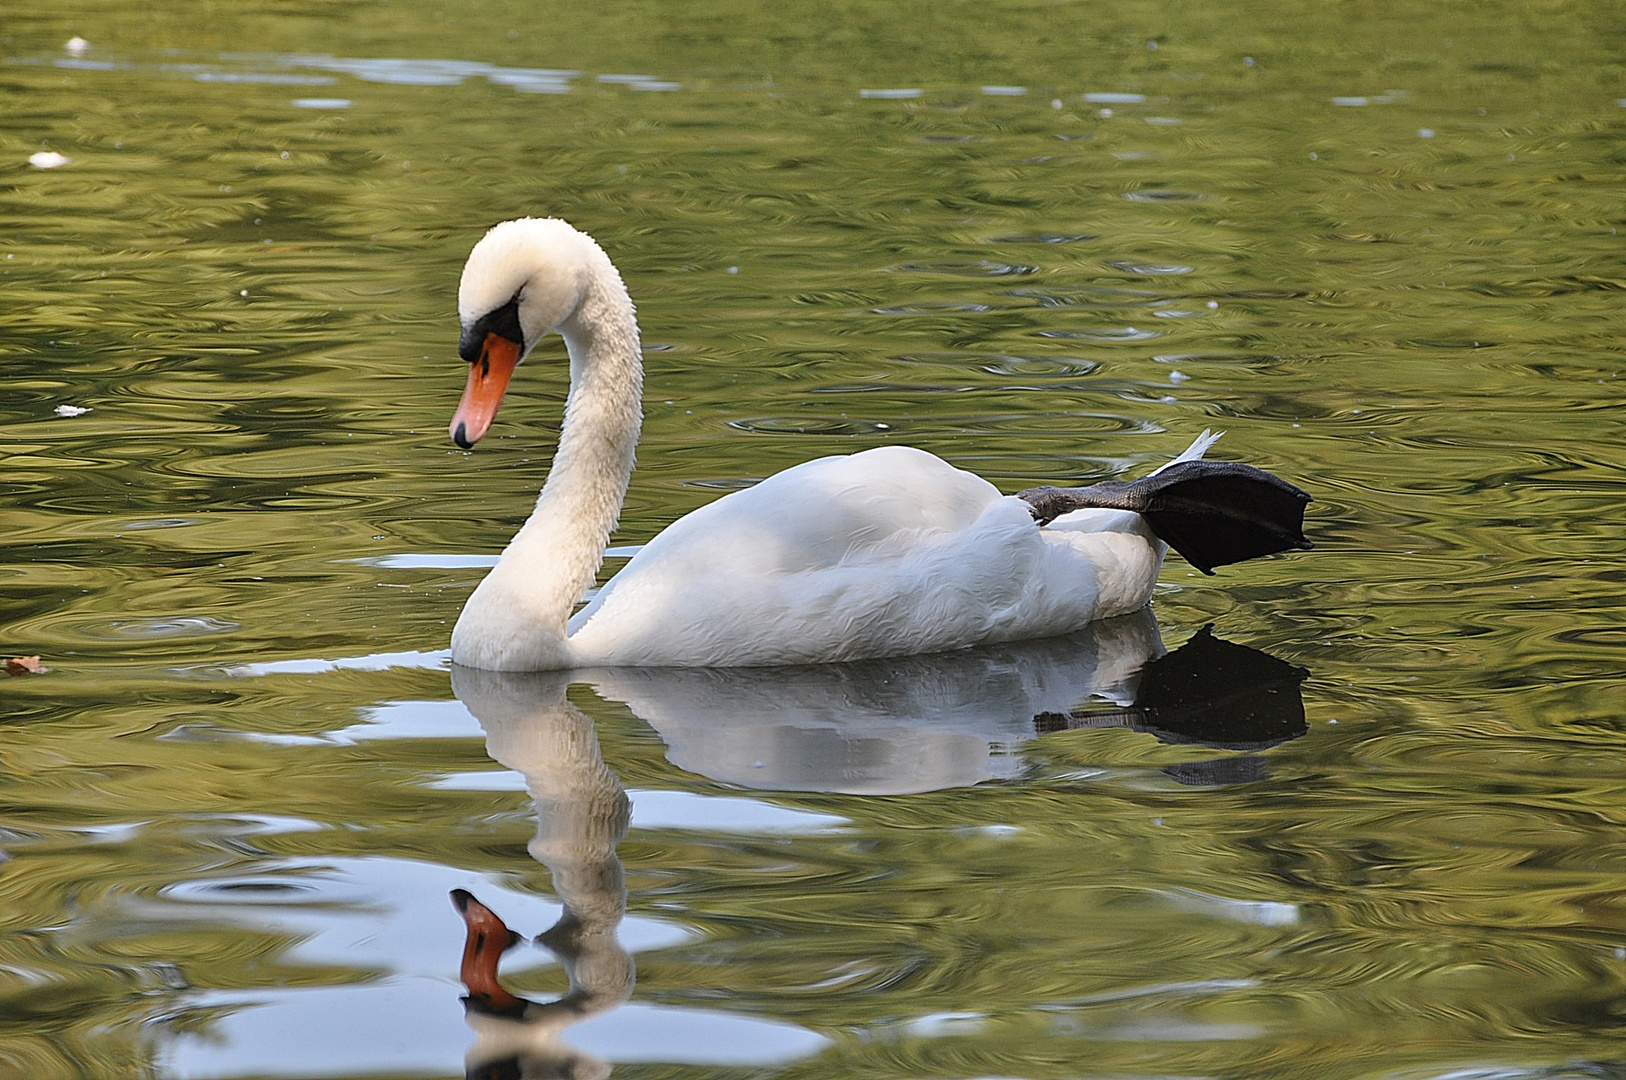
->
[1005, 285, 1166, 309]
[87, 617, 242, 640]
[987, 232, 1097, 244]
[681, 476, 763, 491]
[892, 351, 1101, 377]
[727, 416, 899, 436]
[171, 878, 317, 899]
[1468, 275, 1626, 297]
[871, 301, 996, 314]
[122, 518, 198, 531]
[1210, 288, 1321, 301]
[1104, 260, 1194, 275]
[1122, 189, 1206, 203]
[889, 260, 1041, 277]
[981, 355, 1102, 378]
[1154, 352, 1288, 366]
[1036, 326, 1161, 341]
[811, 382, 969, 395]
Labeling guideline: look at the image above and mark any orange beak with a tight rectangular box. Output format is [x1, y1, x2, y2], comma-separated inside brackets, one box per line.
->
[450, 333, 522, 448]
[450, 888, 526, 1014]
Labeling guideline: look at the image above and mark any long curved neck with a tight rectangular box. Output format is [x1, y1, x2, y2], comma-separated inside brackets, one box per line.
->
[452, 259, 642, 670]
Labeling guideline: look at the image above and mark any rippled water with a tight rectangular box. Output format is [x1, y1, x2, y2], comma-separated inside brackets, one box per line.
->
[3, 2, 1625, 1077]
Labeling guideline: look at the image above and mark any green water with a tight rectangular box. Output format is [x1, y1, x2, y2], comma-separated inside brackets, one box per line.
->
[3, 1, 1625, 1076]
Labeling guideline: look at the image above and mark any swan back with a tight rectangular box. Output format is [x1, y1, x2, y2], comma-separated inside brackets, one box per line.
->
[640, 446, 998, 577]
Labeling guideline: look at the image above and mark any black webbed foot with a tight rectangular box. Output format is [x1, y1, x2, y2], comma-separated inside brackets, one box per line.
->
[1018, 460, 1312, 574]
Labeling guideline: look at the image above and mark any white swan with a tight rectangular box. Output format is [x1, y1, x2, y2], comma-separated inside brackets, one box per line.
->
[447, 218, 1310, 671]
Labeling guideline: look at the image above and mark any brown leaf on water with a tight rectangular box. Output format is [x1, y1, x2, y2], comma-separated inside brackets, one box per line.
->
[4, 656, 46, 676]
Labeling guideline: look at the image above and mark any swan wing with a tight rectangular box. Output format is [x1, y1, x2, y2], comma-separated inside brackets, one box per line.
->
[635, 445, 1001, 574]
[566, 447, 1161, 667]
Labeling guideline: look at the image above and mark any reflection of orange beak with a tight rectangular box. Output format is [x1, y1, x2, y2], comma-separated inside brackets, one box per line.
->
[451, 888, 526, 1014]
[450, 333, 521, 448]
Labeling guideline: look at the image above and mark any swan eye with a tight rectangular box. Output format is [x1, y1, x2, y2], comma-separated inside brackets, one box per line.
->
[459, 295, 525, 362]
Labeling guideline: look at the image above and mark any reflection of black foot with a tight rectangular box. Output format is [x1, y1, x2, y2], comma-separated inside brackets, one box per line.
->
[1164, 755, 1271, 787]
[467, 1060, 525, 1080]
[1035, 626, 1310, 754]
[452, 889, 528, 1018]
[1132, 626, 1309, 750]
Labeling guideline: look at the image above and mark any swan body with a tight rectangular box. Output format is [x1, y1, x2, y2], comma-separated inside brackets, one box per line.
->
[448, 218, 1300, 671]
[564, 446, 1166, 666]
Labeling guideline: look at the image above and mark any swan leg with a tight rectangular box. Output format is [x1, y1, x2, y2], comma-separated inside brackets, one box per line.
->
[1018, 460, 1312, 575]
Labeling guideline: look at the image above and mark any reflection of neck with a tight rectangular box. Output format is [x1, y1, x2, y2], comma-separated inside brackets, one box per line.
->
[454, 669, 634, 1076]
[516, 694, 632, 1017]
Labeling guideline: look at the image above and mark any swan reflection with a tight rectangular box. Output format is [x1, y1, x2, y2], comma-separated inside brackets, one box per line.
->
[447, 613, 1307, 1075]
[578, 607, 1160, 794]
[571, 609, 1306, 795]
[451, 666, 632, 1080]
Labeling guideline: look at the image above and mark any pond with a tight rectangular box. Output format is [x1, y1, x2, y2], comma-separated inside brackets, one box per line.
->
[2, 1, 1625, 1077]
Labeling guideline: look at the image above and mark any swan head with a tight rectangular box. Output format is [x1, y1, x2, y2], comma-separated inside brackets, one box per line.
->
[451, 218, 603, 448]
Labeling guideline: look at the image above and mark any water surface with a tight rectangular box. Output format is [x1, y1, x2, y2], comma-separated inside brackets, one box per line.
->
[2, 2, 1625, 1077]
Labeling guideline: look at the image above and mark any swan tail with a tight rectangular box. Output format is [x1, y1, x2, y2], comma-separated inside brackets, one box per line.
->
[1017, 458, 1312, 575]
[1152, 428, 1222, 474]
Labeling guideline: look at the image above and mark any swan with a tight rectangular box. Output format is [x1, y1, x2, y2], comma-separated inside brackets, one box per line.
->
[447, 218, 1311, 671]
